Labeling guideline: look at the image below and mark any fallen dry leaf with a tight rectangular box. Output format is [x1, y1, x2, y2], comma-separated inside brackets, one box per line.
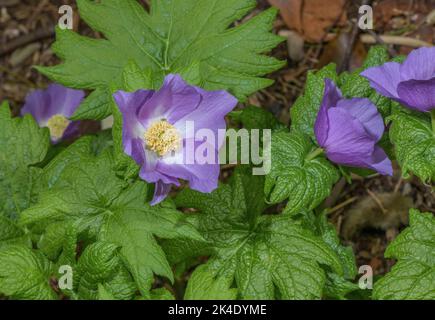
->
[317, 31, 367, 70]
[268, 0, 347, 42]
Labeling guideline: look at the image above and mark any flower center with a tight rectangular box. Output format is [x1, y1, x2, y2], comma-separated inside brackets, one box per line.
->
[144, 120, 181, 156]
[46, 114, 70, 140]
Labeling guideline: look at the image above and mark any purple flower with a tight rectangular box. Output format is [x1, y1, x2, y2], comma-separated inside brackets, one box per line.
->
[361, 47, 435, 112]
[21, 84, 84, 143]
[113, 74, 238, 205]
[314, 79, 393, 176]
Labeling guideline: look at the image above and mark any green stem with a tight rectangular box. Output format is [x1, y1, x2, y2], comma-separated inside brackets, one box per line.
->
[431, 109, 435, 135]
[306, 147, 324, 161]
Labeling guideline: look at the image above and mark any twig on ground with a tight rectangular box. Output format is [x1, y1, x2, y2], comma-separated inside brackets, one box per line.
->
[326, 196, 358, 214]
[327, 196, 358, 215]
[360, 34, 433, 48]
[394, 177, 403, 194]
[0, 65, 37, 88]
[366, 188, 388, 214]
[0, 28, 55, 57]
[365, 30, 398, 56]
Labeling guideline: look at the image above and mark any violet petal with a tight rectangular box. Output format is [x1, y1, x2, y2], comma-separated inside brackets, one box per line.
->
[314, 79, 342, 147]
[336, 98, 385, 142]
[363, 146, 393, 176]
[397, 78, 435, 112]
[324, 107, 375, 168]
[115, 74, 238, 205]
[361, 62, 402, 100]
[137, 74, 201, 126]
[400, 47, 435, 82]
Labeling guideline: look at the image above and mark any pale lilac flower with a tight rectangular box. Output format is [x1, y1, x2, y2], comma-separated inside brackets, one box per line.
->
[114, 74, 238, 205]
[314, 79, 393, 175]
[21, 84, 84, 143]
[361, 47, 435, 112]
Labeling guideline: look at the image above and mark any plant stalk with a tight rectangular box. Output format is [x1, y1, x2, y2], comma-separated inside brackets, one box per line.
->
[306, 147, 324, 161]
[431, 109, 435, 135]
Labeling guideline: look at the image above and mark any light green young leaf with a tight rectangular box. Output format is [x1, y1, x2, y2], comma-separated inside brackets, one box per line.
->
[103, 269, 139, 301]
[41, 136, 97, 188]
[0, 245, 56, 300]
[98, 283, 116, 300]
[74, 241, 136, 300]
[265, 131, 339, 215]
[38, 222, 77, 267]
[298, 212, 358, 299]
[313, 213, 357, 280]
[388, 109, 434, 183]
[150, 288, 175, 300]
[20, 150, 202, 297]
[373, 209, 435, 300]
[185, 264, 237, 300]
[0, 102, 50, 219]
[37, 0, 285, 119]
[323, 273, 360, 300]
[0, 215, 30, 249]
[171, 168, 343, 300]
[121, 60, 153, 92]
[71, 87, 112, 121]
[135, 287, 176, 300]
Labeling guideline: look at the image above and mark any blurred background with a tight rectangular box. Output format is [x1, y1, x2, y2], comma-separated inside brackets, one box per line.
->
[0, 0, 434, 280]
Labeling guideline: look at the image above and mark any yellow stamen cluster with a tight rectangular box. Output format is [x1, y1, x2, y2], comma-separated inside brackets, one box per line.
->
[47, 114, 70, 140]
[144, 120, 181, 156]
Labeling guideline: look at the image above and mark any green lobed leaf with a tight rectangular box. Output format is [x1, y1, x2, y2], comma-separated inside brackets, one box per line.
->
[265, 131, 339, 215]
[102, 268, 139, 300]
[170, 168, 343, 300]
[0, 245, 57, 300]
[20, 150, 202, 297]
[76, 242, 121, 286]
[314, 214, 357, 280]
[0, 102, 50, 220]
[41, 136, 98, 188]
[361, 45, 390, 69]
[37, 222, 77, 267]
[71, 87, 112, 121]
[323, 273, 360, 300]
[98, 283, 116, 300]
[150, 288, 176, 300]
[373, 209, 435, 300]
[230, 105, 282, 130]
[121, 60, 153, 92]
[185, 264, 238, 300]
[74, 241, 136, 300]
[298, 211, 358, 299]
[37, 0, 285, 119]
[388, 108, 435, 183]
[0, 215, 30, 249]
